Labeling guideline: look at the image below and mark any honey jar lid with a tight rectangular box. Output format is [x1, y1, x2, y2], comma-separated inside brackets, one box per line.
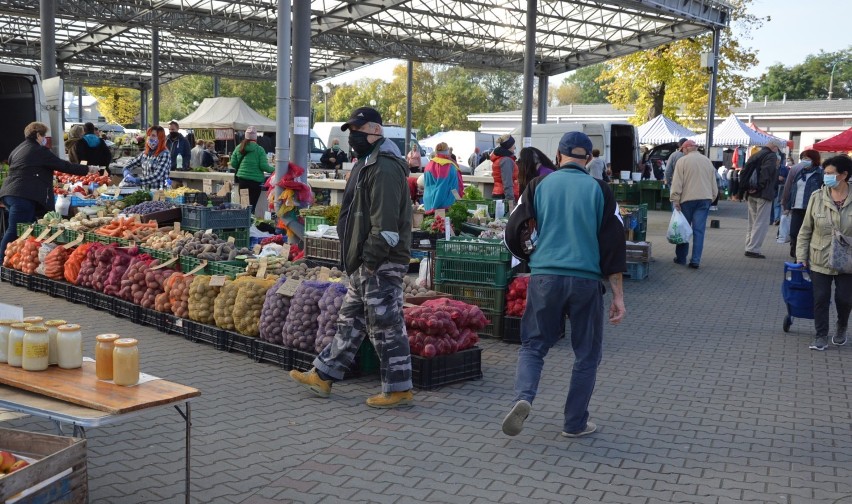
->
[25, 326, 48, 333]
[45, 319, 67, 327]
[57, 324, 82, 332]
[96, 334, 120, 342]
[23, 316, 43, 323]
[0, 319, 18, 326]
[114, 338, 138, 347]
[10, 322, 30, 329]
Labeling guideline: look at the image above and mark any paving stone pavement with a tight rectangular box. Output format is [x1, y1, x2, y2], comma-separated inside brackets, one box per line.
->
[1, 199, 851, 504]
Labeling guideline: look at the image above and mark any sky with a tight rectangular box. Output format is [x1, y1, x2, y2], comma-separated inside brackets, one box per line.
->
[318, 0, 852, 87]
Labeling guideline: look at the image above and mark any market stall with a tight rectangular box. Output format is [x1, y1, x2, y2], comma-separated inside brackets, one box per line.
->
[637, 114, 695, 145]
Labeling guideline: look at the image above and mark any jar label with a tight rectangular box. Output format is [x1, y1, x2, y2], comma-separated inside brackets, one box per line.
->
[24, 343, 48, 359]
[13, 341, 23, 356]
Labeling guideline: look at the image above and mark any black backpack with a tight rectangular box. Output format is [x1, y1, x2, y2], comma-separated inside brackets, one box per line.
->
[738, 149, 770, 196]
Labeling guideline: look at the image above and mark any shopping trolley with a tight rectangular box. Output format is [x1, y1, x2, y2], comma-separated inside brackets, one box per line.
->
[782, 262, 814, 332]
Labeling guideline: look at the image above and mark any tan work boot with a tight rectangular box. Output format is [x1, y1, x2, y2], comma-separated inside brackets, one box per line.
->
[289, 368, 332, 398]
[366, 390, 414, 408]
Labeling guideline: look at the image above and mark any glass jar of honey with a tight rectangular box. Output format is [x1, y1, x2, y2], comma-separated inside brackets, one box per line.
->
[95, 334, 120, 380]
[112, 338, 139, 386]
[22, 316, 43, 325]
[44, 320, 66, 366]
[0, 319, 17, 363]
[7, 323, 29, 367]
[22, 326, 49, 371]
[56, 324, 83, 369]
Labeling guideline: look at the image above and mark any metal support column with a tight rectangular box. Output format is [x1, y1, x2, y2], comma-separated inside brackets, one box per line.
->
[520, 0, 537, 146]
[77, 85, 84, 123]
[274, 0, 292, 222]
[704, 27, 721, 152]
[405, 60, 413, 153]
[291, 0, 311, 176]
[537, 75, 548, 124]
[40, 0, 56, 79]
[151, 29, 160, 126]
[140, 85, 148, 130]
[213, 76, 220, 97]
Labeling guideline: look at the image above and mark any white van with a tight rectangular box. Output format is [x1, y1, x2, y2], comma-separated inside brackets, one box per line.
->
[309, 129, 327, 164]
[510, 122, 640, 175]
[0, 64, 65, 162]
[313, 121, 423, 160]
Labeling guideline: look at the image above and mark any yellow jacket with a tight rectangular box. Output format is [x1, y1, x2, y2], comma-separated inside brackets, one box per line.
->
[796, 186, 852, 274]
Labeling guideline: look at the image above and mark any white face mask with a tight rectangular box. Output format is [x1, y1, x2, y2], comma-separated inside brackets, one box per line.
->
[40, 136, 48, 146]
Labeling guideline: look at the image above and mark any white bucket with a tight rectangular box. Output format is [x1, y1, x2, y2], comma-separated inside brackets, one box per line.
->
[631, 172, 642, 182]
[620, 171, 631, 180]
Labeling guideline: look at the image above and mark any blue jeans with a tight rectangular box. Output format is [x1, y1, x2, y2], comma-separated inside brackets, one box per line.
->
[0, 196, 38, 260]
[513, 275, 604, 433]
[675, 199, 711, 265]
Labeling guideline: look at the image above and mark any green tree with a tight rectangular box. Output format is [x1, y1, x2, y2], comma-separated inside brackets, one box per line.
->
[557, 64, 610, 104]
[599, 0, 762, 127]
[477, 71, 523, 112]
[752, 47, 852, 100]
[425, 67, 489, 134]
[84, 86, 141, 125]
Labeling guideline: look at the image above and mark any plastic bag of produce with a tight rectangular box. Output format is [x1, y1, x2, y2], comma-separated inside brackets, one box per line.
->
[17, 238, 43, 275]
[76, 242, 106, 287]
[314, 283, 348, 353]
[90, 243, 121, 292]
[116, 254, 155, 303]
[64, 243, 94, 283]
[233, 276, 278, 337]
[3, 235, 27, 268]
[258, 276, 291, 343]
[166, 273, 194, 319]
[666, 209, 693, 245]
[282, 280, 332, 351]
[214, 276, 252, 331]
[43, 245, 70, 280]
[103, 247, 139, 296]
[188, 275, 222, 325]
[35, 242, 58, 276]
[141, 263, 177, 310]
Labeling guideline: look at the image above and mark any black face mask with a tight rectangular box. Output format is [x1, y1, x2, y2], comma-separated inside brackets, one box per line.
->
[169, 131, 179, 139]
[349, 130, 379, 158]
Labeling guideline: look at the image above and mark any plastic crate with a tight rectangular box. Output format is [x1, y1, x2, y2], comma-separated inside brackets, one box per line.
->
[139, 247, 176, 263]
[113, 298, 141, 323]
[434, 281, 506, 314]
[179, 256, 209, 274]
[183, 320, 224, 349]
[207, 260, 247, 278]
[290, 347, 362, 378]
[52, 280, 74, 300]
[411, 231, 437, 250]
[67, 284, 92, 305]
[502, 316, 522, 344]
[625, 242, 652, 262]
[138, 308, 169, 331]
[165, 195, 185, 205]
[221, 330, 254, 356]
[163, 315, 188, 336]
[182, 193, 229, 207]
[625, 261, 650, 281]
[435, 257, 512, 287]
[83, 231, 129, 246]
[183, 226, 249, 249]
[70, 196, 98, 207]
[29, 275, 54, 295]
[304, 215, 328, 232]
[479, 311, 504, 339]
[181, 204, 251, 229]
[1, 266, 14, 284]
[251, 339, 291, 367]
[86, 291, 115, 313]
[304, 236, 341, 262]
[436, 237, 511, 262]
[304, 258, 341, 269]
[11, 270, 31, 289]
[412, 347, 483, 390]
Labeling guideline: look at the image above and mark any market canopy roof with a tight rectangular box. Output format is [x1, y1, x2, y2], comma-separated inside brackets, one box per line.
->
[746, 121, 793, 149]
[689, 114, 787, 148]
[811, 127, 852, 152]
[637, 114, 695, 145]
[177, 97, 276, 132]
[0, 0, 730, 87]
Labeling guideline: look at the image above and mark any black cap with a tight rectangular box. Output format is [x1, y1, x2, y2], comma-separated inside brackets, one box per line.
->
[341, 107, 382, 131]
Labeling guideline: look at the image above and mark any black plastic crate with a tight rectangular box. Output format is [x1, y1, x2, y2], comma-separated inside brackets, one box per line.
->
[0, 267, 13, 283]
[503, 316, 522, 344]
[30, 275, 54, 296]
[112, 298, 141, 323]
[304, 258, 341, 270]
[86, 291, 115, 313]
[412, 347, 483, 390]
[163, 315, 188, 336]
[138, 308, 168, 331]
[221, 330, 254, 356]
[411, 231, 437, 250]
[183, 320, 225, 349]
[52, 280, 74, 300]
[11, 270, 31, 289]
[67, 284, 93, 305]
[251, 339, 291, 367]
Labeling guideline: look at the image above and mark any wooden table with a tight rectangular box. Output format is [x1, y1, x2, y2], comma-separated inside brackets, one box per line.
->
[0, 363, 200, 503]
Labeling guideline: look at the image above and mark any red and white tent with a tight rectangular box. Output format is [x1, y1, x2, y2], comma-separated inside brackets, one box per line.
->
[812, 127, 852, 152]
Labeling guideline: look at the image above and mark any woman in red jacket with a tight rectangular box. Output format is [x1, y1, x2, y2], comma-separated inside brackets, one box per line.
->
[491, 134, 519, 204]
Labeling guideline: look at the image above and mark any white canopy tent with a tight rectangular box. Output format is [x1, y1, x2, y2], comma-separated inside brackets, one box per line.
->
[637, 115, 695, 145]
[176, 97, 276, 132]
[689, 114, 787, 148]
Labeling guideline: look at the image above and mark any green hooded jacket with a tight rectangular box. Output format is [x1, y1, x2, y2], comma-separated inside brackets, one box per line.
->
[230, 141, 273, 182]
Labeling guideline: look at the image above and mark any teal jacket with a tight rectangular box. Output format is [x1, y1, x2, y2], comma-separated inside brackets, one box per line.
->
[230, 141, 273, 182]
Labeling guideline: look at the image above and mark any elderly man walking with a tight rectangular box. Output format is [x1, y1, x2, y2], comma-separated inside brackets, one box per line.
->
[669, 140, 718, 269]
[740, 143, 781, 258]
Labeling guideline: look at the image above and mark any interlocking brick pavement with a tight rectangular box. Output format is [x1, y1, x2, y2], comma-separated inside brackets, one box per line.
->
[1, 200, 850, 503]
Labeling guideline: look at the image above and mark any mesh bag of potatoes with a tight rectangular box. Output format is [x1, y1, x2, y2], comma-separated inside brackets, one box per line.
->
[232, 276, 279, 337]
[188, 275, 223, 325]
[214, 276, 253, 331]
[259, 275, 291, 343]
[282, 280, 332, 351]
[168, 273, 195, 319]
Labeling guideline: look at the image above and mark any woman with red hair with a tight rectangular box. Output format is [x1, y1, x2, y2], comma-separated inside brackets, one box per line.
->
[122, 126, 171, 188]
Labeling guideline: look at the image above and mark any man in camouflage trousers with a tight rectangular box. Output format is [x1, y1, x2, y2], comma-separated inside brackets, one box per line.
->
[290, 106, 414, 408]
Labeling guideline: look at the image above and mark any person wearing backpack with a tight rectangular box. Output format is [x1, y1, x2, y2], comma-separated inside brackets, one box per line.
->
[742, 142, 781, 258]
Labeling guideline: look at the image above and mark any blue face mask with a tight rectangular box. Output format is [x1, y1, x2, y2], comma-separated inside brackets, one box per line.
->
[148, 138, 158, 149]
[800, 159, 812, 168]
[823, 174, 838, 188]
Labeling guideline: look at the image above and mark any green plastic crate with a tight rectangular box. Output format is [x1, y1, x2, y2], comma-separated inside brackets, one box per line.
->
[304, 215, 328, 232]
[456, 199, 498, 216]
[435, 257, 512, 287]
[207, 260, 247, 278]
[436, 237, 511, 262]
[139, 247, 175, 262]
[434, 281, 506, 314]
[83, 231, 129, 246]
[184, 226, 249, 248]
[179, 255, 209, 274]
[479, 311, 504, 339]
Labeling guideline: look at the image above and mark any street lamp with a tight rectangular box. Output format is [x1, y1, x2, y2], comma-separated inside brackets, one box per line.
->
[828, 61, 843, 100]
[322, 85, 330, 120]
[395, 110, 401, 124]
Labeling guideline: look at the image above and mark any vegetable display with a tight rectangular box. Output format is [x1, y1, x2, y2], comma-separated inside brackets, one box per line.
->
[121, 190, 153, 207]
[18, 238, 43, 275]
[122, 201, 175, 215]
[34, 242, 56, 276]
[3, 237, 25, 268]
[166, 273, 194, 318]
[171, 231, 251, 261]
[404, 298, 486, 357]
[245, 257, 290, 277]
[42, 246, 70, 280]
[282, 281, 331, 351]
[505, 275, 529, 317]
[314, 283, 348, 353]
[140, 264, 177, 310]
[64, 243, 94, 283]
[141, 227, 190, 251]
[214, 277, 250, 331]
[188, 275, 222, 325]
[403, 276, 438, 298]
[103, 247, 138, 296]
[90, 244, 121, 292]
[233, 277, 278, 337]
[117, 254, 155, 303]
[75, 243, 104, 288]
[258, 276, 291, 344]
[94, 218, 158, 242]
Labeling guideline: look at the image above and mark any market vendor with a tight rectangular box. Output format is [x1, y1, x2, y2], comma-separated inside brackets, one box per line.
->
[320, 138, 348, 173]
[0, 121, 98, 258]
[121, 126, 171, 189]
[422, 141, 463, 211]
[230, 126, 274, 211]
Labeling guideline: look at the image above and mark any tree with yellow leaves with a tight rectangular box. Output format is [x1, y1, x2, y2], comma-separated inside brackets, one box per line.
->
[84, 86, 141, 125]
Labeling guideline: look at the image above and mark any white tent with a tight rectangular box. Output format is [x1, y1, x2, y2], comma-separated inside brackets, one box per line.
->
[689, 114, 786, 147]
[637, 114, 695, 144]
[176, 97, 276, 132]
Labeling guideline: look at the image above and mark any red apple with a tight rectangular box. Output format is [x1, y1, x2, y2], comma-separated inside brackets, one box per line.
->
[7, 459, 28, 473]
[0, 451, 16, 473]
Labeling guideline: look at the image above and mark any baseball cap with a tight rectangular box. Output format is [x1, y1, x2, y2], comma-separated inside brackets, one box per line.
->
[558, 131, 593, 158]
[341, 107, 383, 131]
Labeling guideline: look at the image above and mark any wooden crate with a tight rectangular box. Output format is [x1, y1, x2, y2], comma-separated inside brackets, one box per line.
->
[625, 241, 652, 262]
[0, 427, 87, 503]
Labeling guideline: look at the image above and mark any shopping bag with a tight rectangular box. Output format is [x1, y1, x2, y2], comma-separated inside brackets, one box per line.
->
[666, 209, 693, 245]
[777, 213, 791, 243]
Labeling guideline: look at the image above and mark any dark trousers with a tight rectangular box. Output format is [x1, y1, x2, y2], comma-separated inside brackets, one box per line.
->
[0, 196, 38, 260]
[789, 209, 806, 258]
[235, 177, 263, 212]
[811, 271, 852, 338]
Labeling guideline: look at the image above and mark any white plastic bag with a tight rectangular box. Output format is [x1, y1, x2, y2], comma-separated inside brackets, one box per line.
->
[777, 214, 791, 243]
[417, 257, 431, 288]
[55, 194, 71, 216]
[666, 209, 693, 245]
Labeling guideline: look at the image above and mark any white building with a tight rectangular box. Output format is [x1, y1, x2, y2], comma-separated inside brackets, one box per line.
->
[63, 92, 101, 124]
[469, 99, 852, 154]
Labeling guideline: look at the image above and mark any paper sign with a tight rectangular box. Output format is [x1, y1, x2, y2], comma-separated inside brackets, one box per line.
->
[420, 239, 431, 247]
[44, 230, 64, 244]
[435, 209, 446, 218]
[0, 303, 24, 321]
[97, 209, 106, 218]
[257, 257, 268, 278]
[80, 160, 88, 166]
[205, 229, 213, 235]
[227, 236, 235, 244]
[186, 260, 208, 275]
[174, 222, 181, 233]
[294, 116, 309, 135]
[276, 278, 302, 296]
[317, 267, 331, 282]
[523, 137, 533, 148]
[444, 217, 451, 241]
[37, 228, 51, 240]
[202, 179, 213, 194]
[19, 226, 34, 240]
[216, 182, 231, 197]
[252, 244, 262, 255]
[63, 234, 85, 249]
[239, 189, 250, 208]
[280, 243, 291, 259]
[209, 275, 228, 287]
[153, 191, 165, 201]
[151, 257, 179, 270]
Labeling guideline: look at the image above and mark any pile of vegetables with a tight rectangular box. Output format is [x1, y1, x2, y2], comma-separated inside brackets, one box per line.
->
[103, 247, 138, 296]
[214, 277, 248, 331]
[404, 298, 486, 357]
[478, 220, 507, 240]
[420, 214, 448, 235]
[282, 281, 331, 351]
[122, 201, 175, 215]
[94, 218, 159, 241]
[54, 172, 111, 186]
[64, 243, 94, 283]
[37, 212, 64, 227]
[314, 283, 348, 353]
[165, 273, 194, 318]
[57, 215, 114, 233]
[42, 246, 70, 280]
[299, 205, 341, 226]
[140, 264, 177, 310]
[403, 276, 438, 298]
[188, 275, 222, 325]
[163, 187, 199, 199]
[260, 235, 285, 246]
[117, 255, 156, 303]
[505, 275, 530, 317]
[90, 244, 122, 291]
[75, 243, 104, 288]
[259, 276, 292, 343]
[463, 185, 483, 200]
[17, 238, 43, 275]
[245, 257, 290, 277]
[34, 242, 56, 276]
[142, 227, 190, 251]
[233, 277, 278, 337]
[3, 236, 26, 268]
[121, 190, 153, 207]
[281, 262, 346, 282]
[171, 231, 251, 261]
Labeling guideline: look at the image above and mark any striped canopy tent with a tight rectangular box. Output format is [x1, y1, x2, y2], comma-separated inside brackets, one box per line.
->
[637, 114, 695, 144]
[747, 122, 794, 149]
[689, 114, 787, 147]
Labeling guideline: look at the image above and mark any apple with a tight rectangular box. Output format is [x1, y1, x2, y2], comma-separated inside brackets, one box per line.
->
[7, 459, 29, 473]
[423, 344, 437, 358]
[0, 451, 16, 473]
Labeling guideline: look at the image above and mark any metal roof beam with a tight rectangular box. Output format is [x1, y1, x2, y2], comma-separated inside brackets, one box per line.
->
[603, 0, 729, 28]
[311, 0, 410, 35]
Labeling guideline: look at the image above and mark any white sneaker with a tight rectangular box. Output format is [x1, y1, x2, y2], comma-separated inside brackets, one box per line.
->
[709, 205, 718, 211]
